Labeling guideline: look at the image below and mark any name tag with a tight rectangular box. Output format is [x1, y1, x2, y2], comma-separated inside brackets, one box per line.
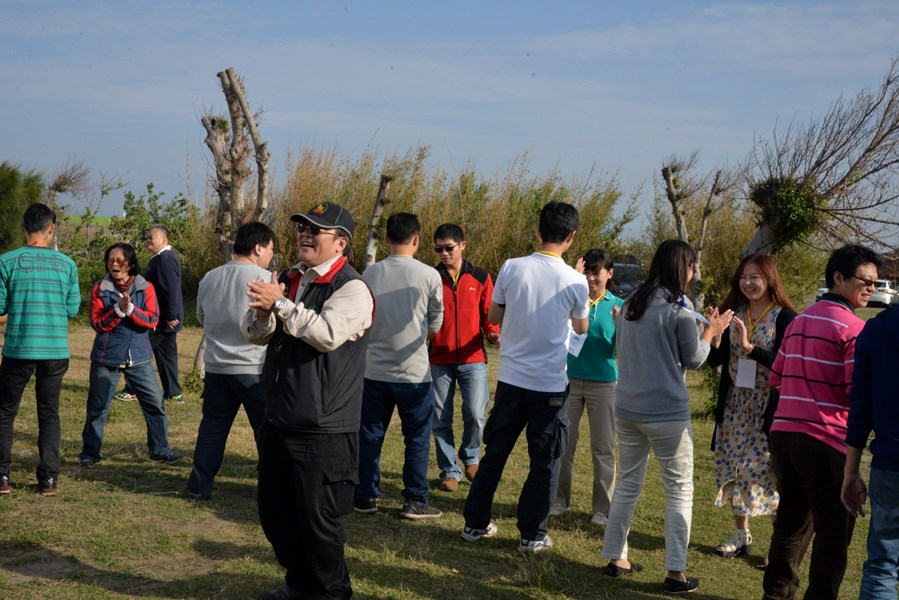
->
[736, 358, 757, 388]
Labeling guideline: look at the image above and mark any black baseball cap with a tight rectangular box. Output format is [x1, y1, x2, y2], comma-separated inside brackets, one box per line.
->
[289, 201, 355, 240]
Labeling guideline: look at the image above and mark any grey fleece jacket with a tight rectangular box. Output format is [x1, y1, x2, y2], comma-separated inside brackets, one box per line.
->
[615, 290, 710, 423]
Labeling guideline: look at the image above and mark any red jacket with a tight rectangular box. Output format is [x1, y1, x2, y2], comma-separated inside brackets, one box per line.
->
[429, 260, 499, 365]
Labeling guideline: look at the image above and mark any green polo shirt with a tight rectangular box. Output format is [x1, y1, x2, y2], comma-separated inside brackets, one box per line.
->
[567, 290, 623, 382]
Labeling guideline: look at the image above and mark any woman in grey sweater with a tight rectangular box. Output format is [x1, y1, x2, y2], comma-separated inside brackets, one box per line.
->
[600, 240, 732, 595]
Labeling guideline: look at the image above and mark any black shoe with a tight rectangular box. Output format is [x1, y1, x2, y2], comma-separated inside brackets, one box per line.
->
[38, 477, 57, 496]
[604, 560, 644, 577]
[259, 584, 303, 600]
[79, 456, 100, 468]
[353, 495, 378, 514]
[149, 450, 183, 465]
[400, 500, 442, 520]
[663, 576, 699, 594]
[183, 487, 211, 500]
[0, 474, 11, 494]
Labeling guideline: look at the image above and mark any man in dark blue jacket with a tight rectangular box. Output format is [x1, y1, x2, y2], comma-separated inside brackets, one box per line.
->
[842, 305, 899, 598]
[144, 224, 184, 402]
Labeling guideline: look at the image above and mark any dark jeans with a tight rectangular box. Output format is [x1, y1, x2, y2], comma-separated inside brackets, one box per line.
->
[0, 357, 68, 480]
[356, 378, 434, 504]
[187, 372, 265, 496]
[258, 427, 356, 599]
[81, 361, 173, 460]
[763, 431, 855, 600]
[463, 381, 569, 540]
[149, 331, 181, 398]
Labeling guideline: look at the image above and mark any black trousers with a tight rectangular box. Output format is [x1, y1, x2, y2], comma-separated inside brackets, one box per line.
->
[0, 357, 69, 479]
[763, 431, 855, 600]
[149, 331, 181, 398]
[258, 426, 356, 599]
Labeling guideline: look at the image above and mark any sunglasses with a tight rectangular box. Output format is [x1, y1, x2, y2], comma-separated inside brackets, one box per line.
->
[850, 274, 877, 288]
[107, 257, 128, 266]
[296, 223, 342, 237]
[434, 244, 458, 254]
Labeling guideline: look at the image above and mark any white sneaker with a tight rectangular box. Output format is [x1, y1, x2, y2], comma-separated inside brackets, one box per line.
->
[591, 512, 608, 526]
[461, 522, 497, 542]
[518, 534, 553, 553]
[548, 504, 569, 517]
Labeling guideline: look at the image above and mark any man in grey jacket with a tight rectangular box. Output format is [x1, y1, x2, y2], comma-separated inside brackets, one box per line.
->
[184, 222, 275, 500]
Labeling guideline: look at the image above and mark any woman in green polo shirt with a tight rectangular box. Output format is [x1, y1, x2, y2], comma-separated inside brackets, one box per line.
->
[550, 248, 624, 526]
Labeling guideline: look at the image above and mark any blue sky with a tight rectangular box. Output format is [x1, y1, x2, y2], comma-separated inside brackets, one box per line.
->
[1, 0, 897, 227]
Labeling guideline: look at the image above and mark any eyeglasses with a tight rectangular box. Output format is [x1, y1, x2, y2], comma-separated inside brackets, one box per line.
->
[434, 244, 458, 254]
[850, 274, 877, 288]
[107, 257, 128, 266]
[296, 223, 341, 237]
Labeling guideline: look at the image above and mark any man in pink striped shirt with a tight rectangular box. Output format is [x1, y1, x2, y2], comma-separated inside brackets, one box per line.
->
[763, 244, 882, 600]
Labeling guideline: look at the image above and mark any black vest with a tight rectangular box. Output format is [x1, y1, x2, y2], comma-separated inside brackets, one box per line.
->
[262, 262, 370, 433]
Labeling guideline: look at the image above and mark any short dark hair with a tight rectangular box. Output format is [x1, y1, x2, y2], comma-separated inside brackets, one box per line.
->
[148, 224, 170, 239]
[23, 203, 56, 234]
[104, 243, 140, 276]
[825, 244, 883, 288]
[386, 212, 421, 244]
[582, 248, 614, 273]
[538, 201, 579, 244]
[233, 222, 275, 256]
[433, 223, 464, 244]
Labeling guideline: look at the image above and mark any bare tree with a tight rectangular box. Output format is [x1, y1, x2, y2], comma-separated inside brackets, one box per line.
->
[660, 152, 734, 309]
[201, 67, 270, 263]
[742, 56, 899, 256]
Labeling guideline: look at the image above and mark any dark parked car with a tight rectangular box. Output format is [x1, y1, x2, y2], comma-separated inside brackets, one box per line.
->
[612, 262, 646, 299]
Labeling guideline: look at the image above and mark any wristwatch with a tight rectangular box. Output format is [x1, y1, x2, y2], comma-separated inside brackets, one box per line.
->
[274, 297, 287, 312]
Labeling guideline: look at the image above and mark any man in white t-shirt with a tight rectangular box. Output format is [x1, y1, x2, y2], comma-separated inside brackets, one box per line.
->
[461, 201, 589, 552]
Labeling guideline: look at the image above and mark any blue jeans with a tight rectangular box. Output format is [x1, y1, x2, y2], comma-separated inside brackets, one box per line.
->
[861, 467, 899, 599]
[430, 362, 489, 480]
[463, 381, 569, 540]
[81, 361, 173, 460]
[356, 378, 434, 504]
[187, 372, 265, 496]
[0, 357, 69, 480]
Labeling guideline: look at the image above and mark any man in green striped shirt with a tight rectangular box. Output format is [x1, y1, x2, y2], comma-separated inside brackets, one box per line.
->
[0, 203, 80, 496]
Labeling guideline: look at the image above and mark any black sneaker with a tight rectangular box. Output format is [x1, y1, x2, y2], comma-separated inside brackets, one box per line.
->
[0, 474, 11, 494]
[79, 456, 100, 468]
[259, 584, 303, 599]
[149, 450, 183, 465]
[38, 477, 57, 496]
[400, 500, 442, 520]
[183, 487, 211, 500]
[353, 495, 378, 514]
[663, 576, 699, 594]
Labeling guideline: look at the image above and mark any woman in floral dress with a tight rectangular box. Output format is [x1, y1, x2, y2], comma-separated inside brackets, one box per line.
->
[709, 254, 797, 560]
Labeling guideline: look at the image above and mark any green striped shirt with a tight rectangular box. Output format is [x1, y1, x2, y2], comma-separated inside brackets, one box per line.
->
[0, 246, 81, 359]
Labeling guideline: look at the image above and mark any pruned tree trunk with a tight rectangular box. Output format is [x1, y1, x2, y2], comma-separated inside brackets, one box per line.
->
[197, 66, 271, 377]
[201, 66, 270, 264]
[742, 222, 778, 257]
[364, 174, 393, 267]
[693, 170, 724, 311]
[662, 165, 690, 244]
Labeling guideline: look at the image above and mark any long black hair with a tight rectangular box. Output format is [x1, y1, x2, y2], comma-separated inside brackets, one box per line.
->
[624, 240, 696, 321]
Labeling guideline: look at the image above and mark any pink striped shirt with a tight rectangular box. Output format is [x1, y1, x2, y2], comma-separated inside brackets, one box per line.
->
[768, 297, 865, 453]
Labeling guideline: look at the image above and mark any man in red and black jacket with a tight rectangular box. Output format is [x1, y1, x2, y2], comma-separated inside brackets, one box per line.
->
[429, 223, 500, 492]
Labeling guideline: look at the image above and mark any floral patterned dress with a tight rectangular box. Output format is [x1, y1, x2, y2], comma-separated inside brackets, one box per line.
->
[714, 305, 781, 517]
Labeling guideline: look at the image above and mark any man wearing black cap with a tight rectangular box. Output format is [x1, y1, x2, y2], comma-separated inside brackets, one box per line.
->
[244, 201, 373, 600]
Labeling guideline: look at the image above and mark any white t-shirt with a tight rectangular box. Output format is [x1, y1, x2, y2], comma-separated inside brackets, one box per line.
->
[493, 252, 589, 392]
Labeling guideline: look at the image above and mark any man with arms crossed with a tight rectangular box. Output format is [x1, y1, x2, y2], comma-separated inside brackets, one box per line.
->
[764, 244, 882, 600]
[429, 223, 500, 492]
[185, 222, 274, 500]
[0, 203, 80, 496]
[462, 201, 589, 552]
[244, 202, 373, 600]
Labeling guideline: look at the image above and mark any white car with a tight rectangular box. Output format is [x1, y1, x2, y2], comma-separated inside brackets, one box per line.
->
[869, 280, 896, 307]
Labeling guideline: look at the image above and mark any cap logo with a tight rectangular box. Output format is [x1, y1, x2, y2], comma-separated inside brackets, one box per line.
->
[311, 203, 327, 215]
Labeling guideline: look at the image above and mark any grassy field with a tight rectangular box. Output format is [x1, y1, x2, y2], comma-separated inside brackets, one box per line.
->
[0, 323, 874, 599]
